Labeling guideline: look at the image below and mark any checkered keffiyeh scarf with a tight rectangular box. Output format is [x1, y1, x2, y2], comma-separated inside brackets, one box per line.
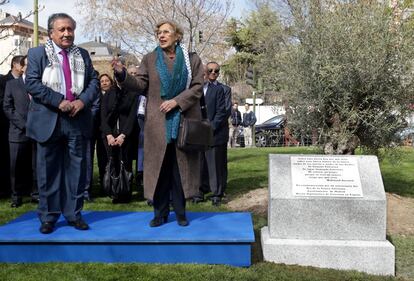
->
[42, 39, 85, 97]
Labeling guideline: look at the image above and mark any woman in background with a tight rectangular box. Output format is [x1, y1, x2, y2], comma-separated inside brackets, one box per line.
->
[100, 73, 138, 203]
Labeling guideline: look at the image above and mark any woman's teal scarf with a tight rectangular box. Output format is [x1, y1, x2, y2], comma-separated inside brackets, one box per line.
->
[156, 44, 189, 143]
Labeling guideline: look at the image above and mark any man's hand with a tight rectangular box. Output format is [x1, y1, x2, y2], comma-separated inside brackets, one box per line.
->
[160, 99, 178, 113]
[58, 100, 73, 113]
[69, 100, 85, 117]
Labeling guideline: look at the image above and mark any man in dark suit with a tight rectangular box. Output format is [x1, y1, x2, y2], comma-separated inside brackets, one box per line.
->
[25, 13, 99, 234]
[205, 62, 232, 202]
[194, 64, 227, 206]
[229, 102, 242, 147]
[242, 103, 257, 147]
[3, 56, 39, 208]
[0, 55, 25, 198]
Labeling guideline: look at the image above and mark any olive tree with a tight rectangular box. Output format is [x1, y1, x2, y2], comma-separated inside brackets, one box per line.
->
[277, 0, 414, 155]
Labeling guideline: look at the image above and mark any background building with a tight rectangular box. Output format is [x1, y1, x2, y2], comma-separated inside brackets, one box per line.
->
[79, 37, 139, 76]
[0, 9, 48, 74]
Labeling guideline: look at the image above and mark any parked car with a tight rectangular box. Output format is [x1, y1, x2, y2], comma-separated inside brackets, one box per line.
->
[397, 126, 414, 146]
[255, 115, 286, 147]
[234, 115, 313, 148]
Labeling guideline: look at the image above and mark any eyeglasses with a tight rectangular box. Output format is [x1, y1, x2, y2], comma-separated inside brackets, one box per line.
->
[208, 69, 220, 74]
[156, 29, 174, 36]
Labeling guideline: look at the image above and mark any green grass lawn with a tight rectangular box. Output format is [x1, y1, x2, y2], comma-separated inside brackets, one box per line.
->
[0, 146, 413, 281]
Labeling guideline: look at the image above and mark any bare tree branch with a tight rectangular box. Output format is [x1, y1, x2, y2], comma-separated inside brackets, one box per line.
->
[0, 37, 25, 65]
[75, 0, 233, 62]
[0, 4, 45, 68]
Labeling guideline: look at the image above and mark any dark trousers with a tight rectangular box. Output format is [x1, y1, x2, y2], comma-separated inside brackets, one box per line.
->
[217, 144, 228, 196]
[85, 139, 93, 195]
[0, 120, 10, 197]
[37, 116, 86, 224]
[9, 141, 38, 202]
[85, 134, 108, 195]
[199, 144, 227, 198]
[153, 143, 185, 218]
[96, 136, 107, 188]
[136, 118, 144, 173]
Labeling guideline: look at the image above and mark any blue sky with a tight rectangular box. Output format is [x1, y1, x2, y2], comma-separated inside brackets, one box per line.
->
[2, 0, 252, 43]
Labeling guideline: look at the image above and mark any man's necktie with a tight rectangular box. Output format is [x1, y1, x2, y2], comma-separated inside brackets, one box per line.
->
[59, 49, 75, 101]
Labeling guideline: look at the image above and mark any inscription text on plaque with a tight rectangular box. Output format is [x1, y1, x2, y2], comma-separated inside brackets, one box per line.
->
[291, 156, 363, 197]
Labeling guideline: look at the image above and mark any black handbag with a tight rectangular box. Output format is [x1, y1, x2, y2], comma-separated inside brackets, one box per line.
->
[177, 95, 214, 152]
[102, 154, 132, 198]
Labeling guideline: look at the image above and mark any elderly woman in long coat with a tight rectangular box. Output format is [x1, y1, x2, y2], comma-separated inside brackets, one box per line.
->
[113, 20, 204, 227]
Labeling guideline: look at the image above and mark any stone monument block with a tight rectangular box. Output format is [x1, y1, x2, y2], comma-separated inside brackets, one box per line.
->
[261, 154, 395, 276]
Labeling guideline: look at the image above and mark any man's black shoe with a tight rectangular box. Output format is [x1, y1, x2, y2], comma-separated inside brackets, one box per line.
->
[10, 201, 22, 208]
[177, 214, 189, 226]
[192, 196, 204, 204]
[149, 216, 168, 227]
[84, 194, 93, 202]
[68, 219, 89, 230]
[39, 222, 54, 234]
[31, 197, 40, 204]
[112, 195, 131, 204]
[211, 197, 221, 206]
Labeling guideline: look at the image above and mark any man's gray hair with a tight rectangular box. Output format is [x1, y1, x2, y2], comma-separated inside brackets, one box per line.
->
[47, 13, 76, 35]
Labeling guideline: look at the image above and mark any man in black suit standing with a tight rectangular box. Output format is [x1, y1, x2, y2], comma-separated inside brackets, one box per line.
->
[206, 62, 232, 204]
[242, 103, 257, 147]
[194, 64, 228, 206]
[0, 55, 25, 198]
[3, 56, 39, 208]
[229, 102, 242, 147]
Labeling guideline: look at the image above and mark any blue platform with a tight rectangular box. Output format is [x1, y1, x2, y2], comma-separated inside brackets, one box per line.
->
[0, 211, 255, 266]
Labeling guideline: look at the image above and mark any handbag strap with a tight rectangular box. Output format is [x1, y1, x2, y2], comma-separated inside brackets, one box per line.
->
[109, 145, 124, 161]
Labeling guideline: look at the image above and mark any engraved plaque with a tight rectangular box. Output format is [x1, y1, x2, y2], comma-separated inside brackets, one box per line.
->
[291, 156, 363, 197]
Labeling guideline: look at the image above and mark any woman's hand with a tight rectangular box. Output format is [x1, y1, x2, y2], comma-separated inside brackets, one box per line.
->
[106, 134, 116, 146]
[111, 57, 125, 74]
[160, 99, 178, 113]
[114, 134, 126, 146]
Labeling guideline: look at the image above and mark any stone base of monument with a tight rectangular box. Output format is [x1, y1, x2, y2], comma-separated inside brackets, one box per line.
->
[261, 154, 395, 276]
[261, 226, 395, 275]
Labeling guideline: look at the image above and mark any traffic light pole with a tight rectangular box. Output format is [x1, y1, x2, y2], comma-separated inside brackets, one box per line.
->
[33, 0, 39, 47]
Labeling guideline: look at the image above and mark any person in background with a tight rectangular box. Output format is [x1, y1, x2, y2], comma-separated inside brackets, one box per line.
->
[100, 71, 138, 203]
[242, 103, 257, 147]
[136, 94, 146, 194]
[126, 65, 145, 195]
[112, 20, 204, 227]
[84, 70, 101, 202]
[206, 62, 232, 202]
[100, 73, 113, 93]
[127, 65, 138, 76]
[3, 56, 39, 207]
[229, 102, 242, 147]
[92, 73, 113, 194]
[25, 13, 99, 234]
[193, 64, 227, 206]
[0, 55, 25, 198]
